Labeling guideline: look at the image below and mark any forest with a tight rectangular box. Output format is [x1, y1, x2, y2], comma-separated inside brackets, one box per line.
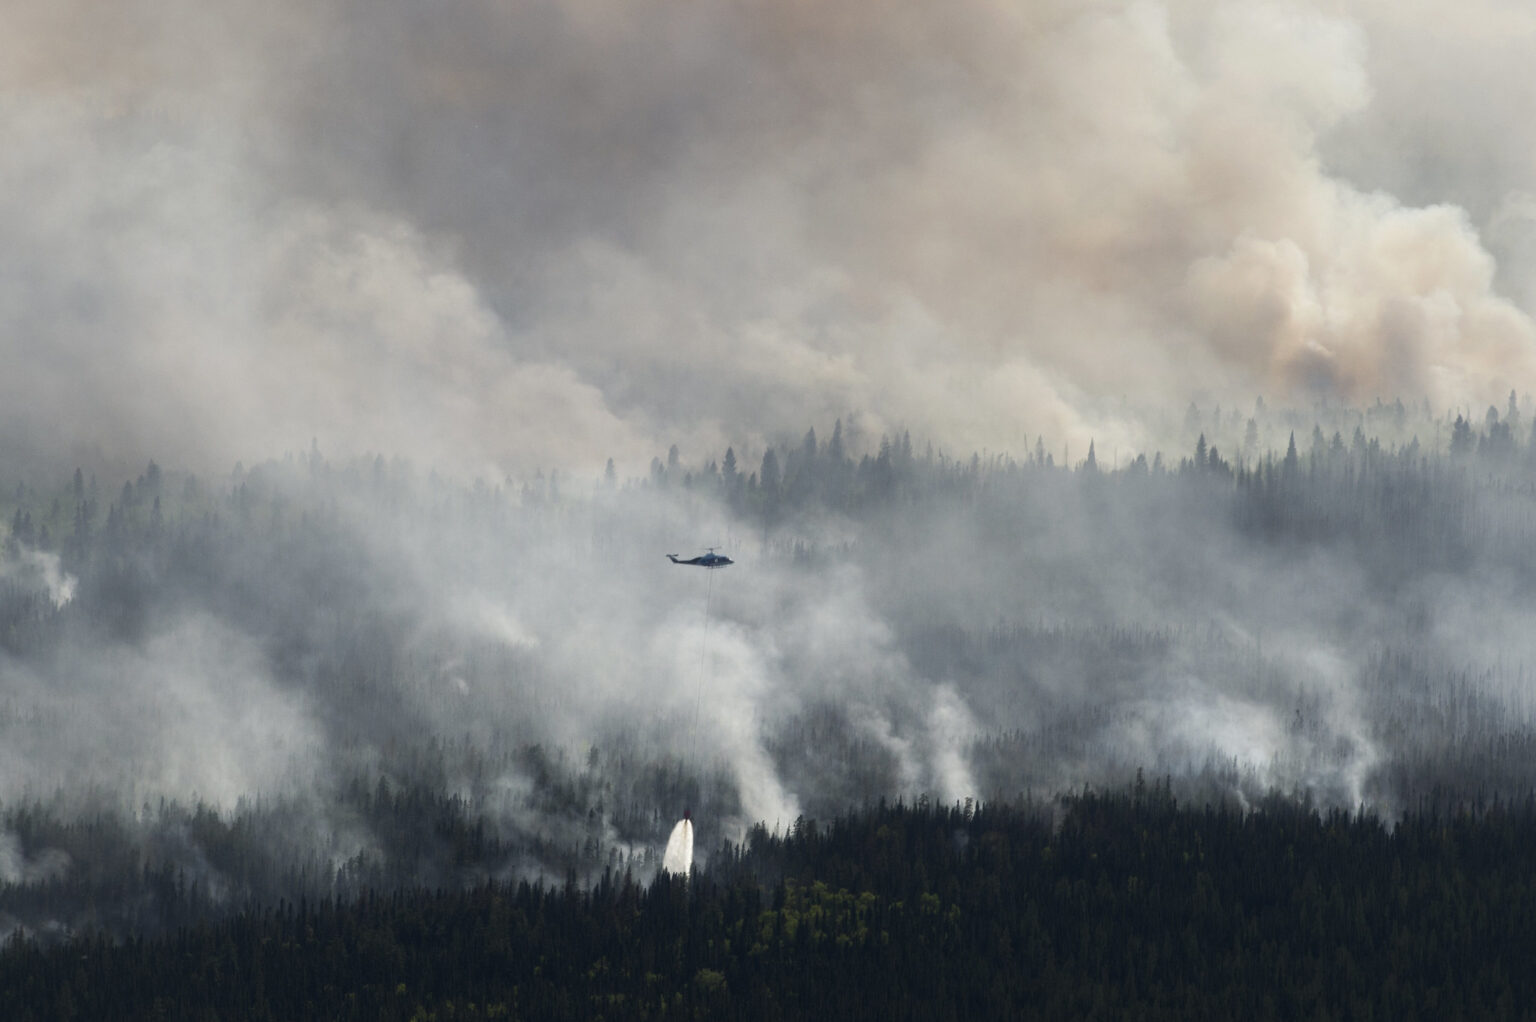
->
[5, 398, 1536, 1012]
[9, 791, 1536, 1019]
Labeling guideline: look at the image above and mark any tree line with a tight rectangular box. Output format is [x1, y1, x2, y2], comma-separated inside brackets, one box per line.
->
[8, 789, 1536, 1019]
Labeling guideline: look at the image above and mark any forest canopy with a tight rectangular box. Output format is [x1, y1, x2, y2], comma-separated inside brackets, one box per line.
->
[2, 401, 1536, 945]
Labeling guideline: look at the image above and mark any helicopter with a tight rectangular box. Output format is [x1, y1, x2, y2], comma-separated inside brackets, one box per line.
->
[667, 548, 734, 569]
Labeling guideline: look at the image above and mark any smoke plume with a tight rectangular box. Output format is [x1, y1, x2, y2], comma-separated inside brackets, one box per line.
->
[4, 0, 1536, 925]
[1, 0, 1534, 471]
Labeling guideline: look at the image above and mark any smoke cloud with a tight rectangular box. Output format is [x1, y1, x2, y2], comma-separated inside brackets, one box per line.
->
[2, 0, 1534, 473]
[4, 0, 1536, 921]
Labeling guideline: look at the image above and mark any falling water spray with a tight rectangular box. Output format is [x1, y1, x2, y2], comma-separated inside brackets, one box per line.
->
[665, 567, 714, 877]
[662, 809, 694, 876]
[666, 552, 722, 877]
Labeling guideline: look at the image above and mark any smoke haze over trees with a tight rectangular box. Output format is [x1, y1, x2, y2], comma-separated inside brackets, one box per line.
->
[6, 0, 1536, 472]
[5, 403, 1536, 937]
[9, 3, 1536, 1013]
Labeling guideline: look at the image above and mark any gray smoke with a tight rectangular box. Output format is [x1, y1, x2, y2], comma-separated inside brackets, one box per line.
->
[0, 547, 75, 607]
[3, 0, 1536, 913]
[1, 0, 1534, 472]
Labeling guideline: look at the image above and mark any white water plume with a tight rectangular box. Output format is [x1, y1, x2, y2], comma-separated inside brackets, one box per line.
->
[662, 818, 693, 877]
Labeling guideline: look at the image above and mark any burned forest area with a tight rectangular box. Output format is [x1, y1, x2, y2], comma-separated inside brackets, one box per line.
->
[6, 406, 1536, 1018]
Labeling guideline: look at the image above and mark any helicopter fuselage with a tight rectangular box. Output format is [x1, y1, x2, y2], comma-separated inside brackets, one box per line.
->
[667, 550, 733, 568]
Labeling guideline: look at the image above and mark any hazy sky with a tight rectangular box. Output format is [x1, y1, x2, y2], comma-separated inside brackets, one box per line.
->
[4, 0, 1535, 475]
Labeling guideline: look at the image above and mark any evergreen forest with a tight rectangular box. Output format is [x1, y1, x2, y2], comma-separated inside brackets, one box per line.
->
[5, 399, 1536, 1015]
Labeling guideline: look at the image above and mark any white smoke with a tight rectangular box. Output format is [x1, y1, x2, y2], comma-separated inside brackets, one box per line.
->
[0, 614, 322, 808]
[1, 546, 76, 607]
[928, 684, 980, 806]
[0, 830, 69, 886]
[3, 0, 1535, 471]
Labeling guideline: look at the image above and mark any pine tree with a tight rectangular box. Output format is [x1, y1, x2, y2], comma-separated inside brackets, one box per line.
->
[1450, 415, 1474, 456]
[759, 449, 780, 495]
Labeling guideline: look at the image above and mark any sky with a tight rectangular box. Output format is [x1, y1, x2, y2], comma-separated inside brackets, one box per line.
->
[3, 0, 1536, 478]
